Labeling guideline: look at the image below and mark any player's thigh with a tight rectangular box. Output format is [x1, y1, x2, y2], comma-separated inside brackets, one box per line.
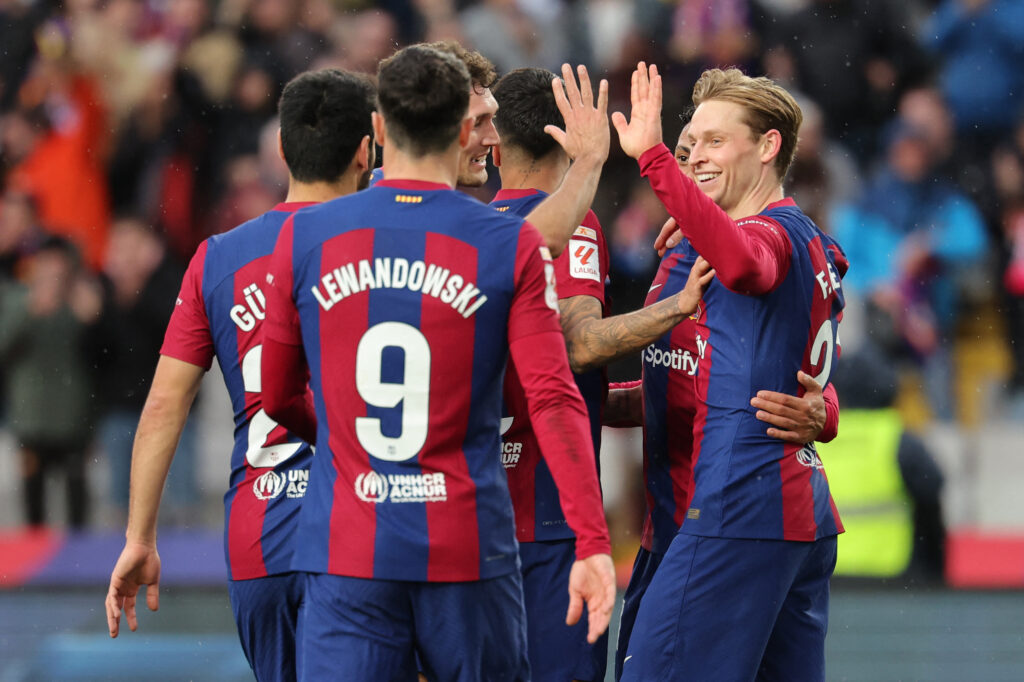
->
[757, 536, 837, 682]
[621, 535, 805, 682]
[520, 540, 608, 682]
[413, 572, 529, 682]
[228, 572, 304, 682]
[614, 547, 663, 682]
[300, 572, 417, 682]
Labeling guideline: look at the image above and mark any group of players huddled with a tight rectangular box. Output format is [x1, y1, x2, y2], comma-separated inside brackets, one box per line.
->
[105, 38, 847, 682]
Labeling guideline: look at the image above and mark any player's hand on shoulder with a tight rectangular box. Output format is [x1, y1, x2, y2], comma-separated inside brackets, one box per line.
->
[566, 553, 616, 644]
[751, 370, 826, 443]
[546, 63, 610, 165]
[105, 541, 162, 638]
[675, 256, 714, 317]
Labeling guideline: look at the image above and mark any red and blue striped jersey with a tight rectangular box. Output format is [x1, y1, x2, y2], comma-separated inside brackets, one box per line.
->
[639, 237, 700, 553]
[490, 188, 610, 543]
[263, 180, 609, 582]
[639, 144, 846, 541]
[161, 202, 317, 580]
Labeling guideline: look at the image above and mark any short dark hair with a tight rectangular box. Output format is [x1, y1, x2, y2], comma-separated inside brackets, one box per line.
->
[422, 40, 497, 91]
[493, 68, 563, 160]
[278, 68, 376, 184]
[377, 45, 471, 156]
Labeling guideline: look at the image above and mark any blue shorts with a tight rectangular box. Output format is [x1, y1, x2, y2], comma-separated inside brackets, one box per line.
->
[228, 572, 305, 682]
[614, 546, 664, 681]
[520, 539, 608, 682]
[620, 534, 837, 682]
[301, 571, 529, 682]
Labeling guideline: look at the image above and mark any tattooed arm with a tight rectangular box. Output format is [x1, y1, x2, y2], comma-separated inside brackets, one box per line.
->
[559, 257, 714, 374]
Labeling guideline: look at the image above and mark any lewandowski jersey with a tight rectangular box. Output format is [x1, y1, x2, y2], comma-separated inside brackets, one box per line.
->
[639, 144, 846, 542]
[490, 188, 610, 543]
[161, 202, 317, 580]
[264, 180, 606, 582]
[639, 237, 700, 553]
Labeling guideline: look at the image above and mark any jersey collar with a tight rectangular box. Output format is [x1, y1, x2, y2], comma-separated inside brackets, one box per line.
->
[492, 188, 546, 201]
[273, 201, 318, 212]
[375, 179, 453, 191]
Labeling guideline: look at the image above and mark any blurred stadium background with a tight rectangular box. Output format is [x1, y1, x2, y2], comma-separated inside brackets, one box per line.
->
[3, 0, 1024, 679]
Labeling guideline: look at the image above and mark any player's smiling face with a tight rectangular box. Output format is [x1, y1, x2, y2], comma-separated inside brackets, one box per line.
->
[687, 99, 767, 216]
[458, 85, 500, 187]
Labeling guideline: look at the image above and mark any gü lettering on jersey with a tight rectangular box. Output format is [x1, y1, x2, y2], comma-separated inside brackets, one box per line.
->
[312, 258, 487, 318]
[644, 343, 698, 376]
[355, 471, 448, 503]
[231, 282, 267, 331]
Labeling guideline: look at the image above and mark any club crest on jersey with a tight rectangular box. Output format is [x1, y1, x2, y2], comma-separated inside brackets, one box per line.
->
[355, 471, 448, 503]
[568, 238, 600, 282]
[795, 444, 825, 470]
[253, 469, 309, 500]
[689, 302, 702, 321]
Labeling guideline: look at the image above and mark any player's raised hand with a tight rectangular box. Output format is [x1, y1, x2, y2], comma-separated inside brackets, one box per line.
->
[611, 62, 664, 160]
[751, 371, 826, 443]
[675, 256, 715, 317]
[654, 216, 684, 256]
[566, 552, 616, 644]
[545, 63, 610, 165]
[105, 541, 161, 638]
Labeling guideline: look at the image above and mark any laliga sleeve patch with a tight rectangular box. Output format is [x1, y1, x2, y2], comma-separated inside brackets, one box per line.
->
[568, 238, 601, 282]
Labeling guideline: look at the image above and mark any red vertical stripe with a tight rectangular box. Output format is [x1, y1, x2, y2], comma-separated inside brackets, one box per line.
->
[321, 230, 377, 577]
[690, 319, 713, 524]
[667, 319, 698, 530]
[422, 233, 480, 581]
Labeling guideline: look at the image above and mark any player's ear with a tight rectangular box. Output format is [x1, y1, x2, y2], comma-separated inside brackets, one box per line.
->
[372, 111, 387, 149]
[492, 143, 502, 168]
[760, 129, 782, 166]
[457, 116, 473, 149]
[355, 135, 372, 173]
[277, 128, 285, 163]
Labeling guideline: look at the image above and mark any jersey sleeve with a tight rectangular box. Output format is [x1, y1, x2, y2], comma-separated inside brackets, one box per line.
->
[554, 211, 607, 302]
[819, 382, 839, 443]
[508, 221, 611, 559]
[638, 143, 792, 295]
[262, 215, 316, 441]
[508, 221, 564, 343]
[160, 240, 214, 370]
[263, 215, 302, 346]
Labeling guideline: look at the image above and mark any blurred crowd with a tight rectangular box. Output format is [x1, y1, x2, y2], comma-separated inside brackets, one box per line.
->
[1, 0, 1023, 531]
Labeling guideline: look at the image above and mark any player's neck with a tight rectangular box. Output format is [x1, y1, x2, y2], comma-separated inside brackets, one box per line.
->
[285, 175, 362, 203]
[497, 148, 568, 194]
[727, 180, 785, 220]
[380, 148, 459, 188]
[498, 163, 565, 194]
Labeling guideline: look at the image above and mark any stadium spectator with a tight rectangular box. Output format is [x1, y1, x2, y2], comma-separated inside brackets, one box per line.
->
[0, 235, 102, 528]
[831, 120, 989, 420]
[91, 216, 189, 523]
[921, 0, 1024, 160]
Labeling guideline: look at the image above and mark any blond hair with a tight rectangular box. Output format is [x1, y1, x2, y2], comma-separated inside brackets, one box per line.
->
[692, 68, 803, 180]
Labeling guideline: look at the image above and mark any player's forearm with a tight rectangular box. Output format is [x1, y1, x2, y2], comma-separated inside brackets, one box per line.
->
[638, 144, 786, 294]
[510, 331, 611, 558]
[820, 383, 839, 443]
[562, 295, 685, 374]
[262, 337, 317, 443]
[125, 358, 203, 545]
[525, 154, 604, 257]
[603, 382, 643, 427]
